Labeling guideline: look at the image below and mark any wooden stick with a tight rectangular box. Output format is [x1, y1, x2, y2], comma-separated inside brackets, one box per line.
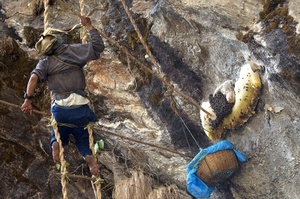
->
[93, 126, 193, 158]
[0, 99, 49, 116]
[56, 173, 98, 181]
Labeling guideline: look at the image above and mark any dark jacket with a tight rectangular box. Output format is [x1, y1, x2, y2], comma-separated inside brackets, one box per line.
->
[32, 29, 104, 100]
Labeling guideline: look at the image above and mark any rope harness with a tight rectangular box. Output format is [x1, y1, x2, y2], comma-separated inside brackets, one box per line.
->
[79, 0, 88, 44]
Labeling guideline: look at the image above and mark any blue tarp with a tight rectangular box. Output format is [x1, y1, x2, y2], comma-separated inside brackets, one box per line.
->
[186, 140, 247, 198]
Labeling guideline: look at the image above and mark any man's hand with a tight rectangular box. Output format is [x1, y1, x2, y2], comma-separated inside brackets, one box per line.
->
[21, 99, 33, 115]
[80, 16, 94, 31]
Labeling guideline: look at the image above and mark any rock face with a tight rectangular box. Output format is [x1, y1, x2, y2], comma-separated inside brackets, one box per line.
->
[1, 0, 300, 198]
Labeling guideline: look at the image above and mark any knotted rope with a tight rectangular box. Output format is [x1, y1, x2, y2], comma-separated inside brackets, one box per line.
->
[120, 0, 161, 74]
[43, 0, 68, 198]
[78, 0, 102, 196]
[79, 0, 88, 43]
[51, 118, 69, 199]
[43, 0, 50, 30]
[87, 123, 102, 199]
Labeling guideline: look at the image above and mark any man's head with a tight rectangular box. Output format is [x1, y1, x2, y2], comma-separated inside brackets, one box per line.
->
[35, 30, 67, 55]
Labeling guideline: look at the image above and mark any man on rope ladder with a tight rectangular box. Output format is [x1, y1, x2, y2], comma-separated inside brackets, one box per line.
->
[21, 16, 105, 176]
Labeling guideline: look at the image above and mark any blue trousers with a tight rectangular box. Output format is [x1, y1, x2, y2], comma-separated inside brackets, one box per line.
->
[50, 104, 98, 157]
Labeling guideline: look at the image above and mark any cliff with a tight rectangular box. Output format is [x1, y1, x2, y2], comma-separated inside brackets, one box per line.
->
[1, 0, 300, 198]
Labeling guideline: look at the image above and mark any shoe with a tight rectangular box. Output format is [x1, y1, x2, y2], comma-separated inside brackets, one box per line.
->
[85, 155, 100, 176]
[52, 142, 60, 163]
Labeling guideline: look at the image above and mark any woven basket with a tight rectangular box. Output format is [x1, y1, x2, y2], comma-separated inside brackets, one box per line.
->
[196, 149, 239, 186]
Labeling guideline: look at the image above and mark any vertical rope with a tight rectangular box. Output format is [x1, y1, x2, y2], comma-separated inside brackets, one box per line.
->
[87, 124, 96, 157]
[79, 0, 88, 43]
[120, 0, 161, 74]
[79, 0, 101, 196]
[87, 124, 102, 199]
[44, 0, 68, 198]
[42, 0, 99, 197]
[52, 119, 69, 199]
[43, 0, 50, 30]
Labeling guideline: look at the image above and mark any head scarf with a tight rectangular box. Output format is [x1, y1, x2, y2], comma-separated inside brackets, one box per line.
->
[35, 29, 67, 55]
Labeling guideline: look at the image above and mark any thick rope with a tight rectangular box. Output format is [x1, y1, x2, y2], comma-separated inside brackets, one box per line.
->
[51, 118, 69, 199]
[43, 0, 69, 198]
[42, 1, 101, 195]
[87, 124, 96, 156]
[79, 0, 88, 43]
[120, 0, 161, 74]
[43, 0, 50, 30]
[79, 0, 101, 196]
[87, 124, 102, 199]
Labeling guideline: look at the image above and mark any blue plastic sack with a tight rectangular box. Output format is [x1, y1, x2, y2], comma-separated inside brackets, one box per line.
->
[186, 140, 247, 198]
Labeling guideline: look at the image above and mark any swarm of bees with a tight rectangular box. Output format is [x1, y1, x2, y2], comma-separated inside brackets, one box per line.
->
[200, 62, 263, 140]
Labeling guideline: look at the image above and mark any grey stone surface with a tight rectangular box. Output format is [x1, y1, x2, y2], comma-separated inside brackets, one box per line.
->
[0, 0, 300, 198]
